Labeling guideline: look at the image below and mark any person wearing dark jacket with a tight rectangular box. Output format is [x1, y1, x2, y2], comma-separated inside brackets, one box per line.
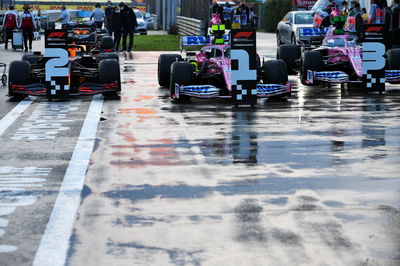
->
[239, 1, 249, 28]
[111, 5, 123, 51]
[105, 1, 114, 35]
[119, 2, 137, 52]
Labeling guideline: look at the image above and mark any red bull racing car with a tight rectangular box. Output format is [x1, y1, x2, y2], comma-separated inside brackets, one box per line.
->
[8, 28, 120, 98]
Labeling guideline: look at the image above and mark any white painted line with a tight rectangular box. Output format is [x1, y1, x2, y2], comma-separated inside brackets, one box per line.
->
[32, 95, 104, 266]
[0, 97, 34, 136]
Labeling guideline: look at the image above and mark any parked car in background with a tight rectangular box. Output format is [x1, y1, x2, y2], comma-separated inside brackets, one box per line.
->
[276, 11, 315, 46]
[144, 12, 154, 29]
[0, 12, 5, 43]
[134, 10, 147, 35]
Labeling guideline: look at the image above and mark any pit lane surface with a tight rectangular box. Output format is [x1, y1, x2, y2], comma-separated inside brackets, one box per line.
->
[0, 34, 400, 265]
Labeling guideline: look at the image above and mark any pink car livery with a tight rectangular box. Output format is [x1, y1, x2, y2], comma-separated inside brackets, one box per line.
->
[157, 35, 291, 101]
[278, 34, 400, 86]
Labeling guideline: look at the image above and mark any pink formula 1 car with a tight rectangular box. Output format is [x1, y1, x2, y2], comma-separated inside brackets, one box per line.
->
[157, 36, 291, 101]
[278, 34, 400, 86]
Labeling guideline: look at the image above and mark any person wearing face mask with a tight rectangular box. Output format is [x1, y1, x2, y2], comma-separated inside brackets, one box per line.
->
[105, 1, 114, 35]
[119, 2, 137, 52]
[111, 5, 123, 51]
[345, 2, 364, 39]
[19, 4, 37, 52]
[58, 6, 70, 30]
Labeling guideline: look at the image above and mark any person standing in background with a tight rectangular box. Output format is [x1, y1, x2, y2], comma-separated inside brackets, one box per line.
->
[111, 5, 123, 51]
[369, 0, 386, 24]
[105, 1, 114, 35]
[223, 2, 233, 29]
[231, 7, 241, 29]
[361, 7, 369, 22]
[90, 3, 106, 29]
[2, 6, 19, 50]
[58, 6, 70, 30]
[120, 2, 137, 52]
[392, 0, 400, 47]
[239, 1, 249, 28]
[341, 1, 349, 16]
[20, 4, 36, 52]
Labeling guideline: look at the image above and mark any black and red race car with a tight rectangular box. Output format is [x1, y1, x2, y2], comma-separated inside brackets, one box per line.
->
[8, 27, 120, 99]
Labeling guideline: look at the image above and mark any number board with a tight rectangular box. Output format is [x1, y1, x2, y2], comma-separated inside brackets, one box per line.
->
[362, 24, 385, 93]
[230, 29, 257, 107]
[45, 30, 69, 100]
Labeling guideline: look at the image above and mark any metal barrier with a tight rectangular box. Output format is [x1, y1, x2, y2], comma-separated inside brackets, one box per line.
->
[152, 14, 158, 30]
[176, 16, 207, 36]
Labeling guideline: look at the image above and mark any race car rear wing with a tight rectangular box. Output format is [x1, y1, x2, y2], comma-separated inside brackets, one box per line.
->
[299, 27, 328, 38]
[180, 35, 230, 52]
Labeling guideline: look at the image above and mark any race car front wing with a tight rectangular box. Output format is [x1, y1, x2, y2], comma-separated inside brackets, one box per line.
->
[305, 70, 400, 84]
[9, 82, 118, 97]
[172, 83, 291, 99]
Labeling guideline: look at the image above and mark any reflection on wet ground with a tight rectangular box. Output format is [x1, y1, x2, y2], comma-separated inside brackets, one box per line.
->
[70, 52, 400, 265]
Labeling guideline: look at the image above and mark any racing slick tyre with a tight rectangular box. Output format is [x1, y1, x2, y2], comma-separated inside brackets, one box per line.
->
[8, 61, 30, 97]
[158, 54, 182, 87]
[100, 36, 114, 50]
[170, 61, 192, 101]
[387, 48, 400, 69]
[300, 51, 324, 86]
[99, 59, 121, 98]
[97, 52, 119, 62]
[9, 61, 30, 84]
[277, 45, 301, 75]
[262, 60, 288, 85]
[22, 54, 41, 65]
[387, 48, 400, 84]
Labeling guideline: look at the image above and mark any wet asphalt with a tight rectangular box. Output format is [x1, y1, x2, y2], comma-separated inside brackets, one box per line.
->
[0, 33, 400, 265]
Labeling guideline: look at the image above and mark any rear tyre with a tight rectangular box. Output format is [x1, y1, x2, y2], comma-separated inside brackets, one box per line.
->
[262, 59, 288, 85]
[22, 54, 41, 64]
[277, 45, 301, 75]
[9, 61, 30, 85]
[158, 54, 182, 87]
[100, 36, 114, 50]
[387, 48, 400, 84]
[170, 61, 192, 101]
[8, 61, 30, 97]
[300, 51, 324, 86]
[387, 48, 400, 69]
[99, 59, 121, 98]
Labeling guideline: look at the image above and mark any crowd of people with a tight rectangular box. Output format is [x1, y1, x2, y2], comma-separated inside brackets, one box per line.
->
[211, 1, 258, 29]
[313, 0, 400, 47]
[1, 2, 138, 53]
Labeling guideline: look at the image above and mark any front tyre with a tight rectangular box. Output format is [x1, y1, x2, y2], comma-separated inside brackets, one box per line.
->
[262, 59, 288, 85]
[158, 54, 182, 87]
[300, 51, 324, 86]
[170, 61, 193, 101]
[277, 45, 301, 75]
[99, 59, 121, 98]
